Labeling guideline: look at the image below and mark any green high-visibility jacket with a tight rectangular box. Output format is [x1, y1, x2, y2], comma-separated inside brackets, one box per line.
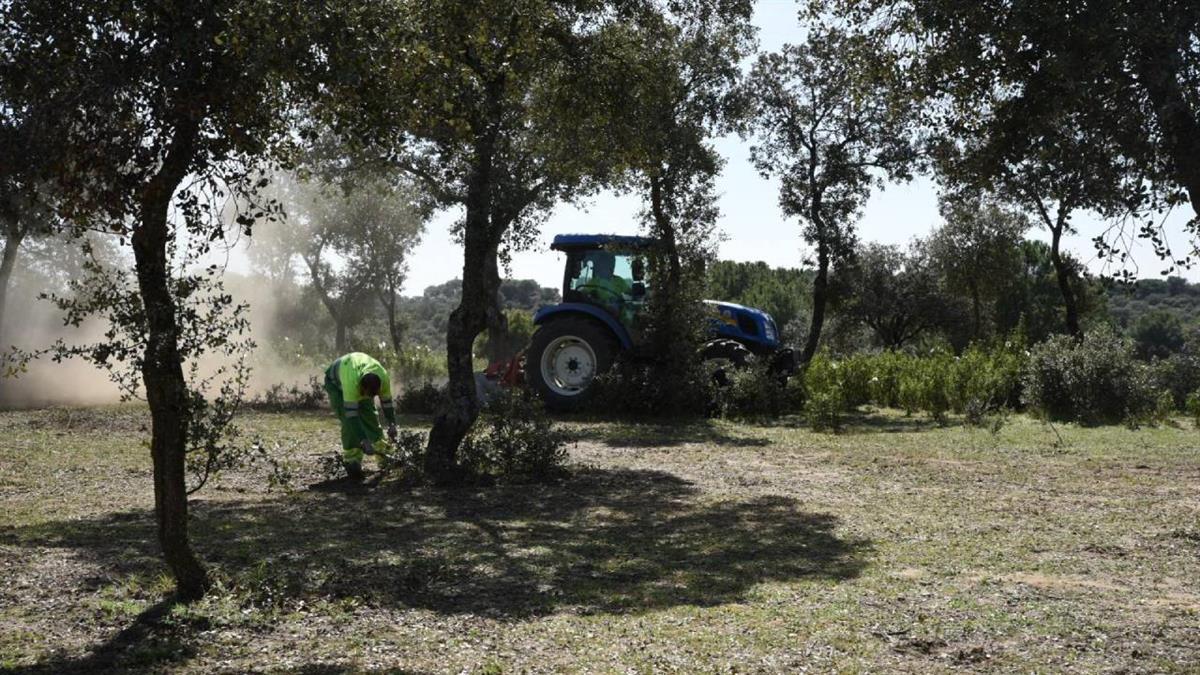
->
[324, 353, 396, 450]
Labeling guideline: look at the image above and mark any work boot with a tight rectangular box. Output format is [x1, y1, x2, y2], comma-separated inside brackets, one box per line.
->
[342, 460, 364, 481]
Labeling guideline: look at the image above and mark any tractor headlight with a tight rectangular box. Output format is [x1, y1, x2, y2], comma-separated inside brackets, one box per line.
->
[763, 317, 777, 343]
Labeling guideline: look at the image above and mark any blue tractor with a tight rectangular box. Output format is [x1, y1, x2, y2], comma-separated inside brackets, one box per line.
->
[526, 234, 796, 410]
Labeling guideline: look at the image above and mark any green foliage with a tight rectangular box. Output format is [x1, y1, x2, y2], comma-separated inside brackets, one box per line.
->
[793, 344, 1028, 426]
[474, 308, 536, 363]
[380, 344, 445, 387]
[459, 388, 569, 483]
[398, 383, 444, 415]
[1108, 277, 1200, 342]
[1022, 329, 1160, 425]
[1131, 310, 1186, 361]
[947, 342, 1026, 413]
[717, 364, 796, 420]
[926, 194, 1029, 341]
[247, 376, 326, 412]
[801, 354, 845, 432]
[591, 352, 717, 419]
[837, 242, 960, 349]
[1186, 391, 1200, 428]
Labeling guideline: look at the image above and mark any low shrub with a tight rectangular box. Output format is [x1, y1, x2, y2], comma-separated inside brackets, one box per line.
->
[1023, 329, 1159, 425]
[590, 354, 716, 418]
[947, 342, 1026, 414]
[1186, 391, 1200, 428]
[247, 376, 326, 412]
[398, 383, 444, 414]
[1150, 346, 1200, 411]
[717, 364, 796, 419]
[896, 350, 953, 422]
[802, 354, 845, 431]
[459, 388, 569, 483]
[386, 344, 446, 387]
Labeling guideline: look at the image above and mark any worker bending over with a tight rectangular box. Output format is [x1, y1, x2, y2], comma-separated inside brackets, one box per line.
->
[323, 352, 398, 480]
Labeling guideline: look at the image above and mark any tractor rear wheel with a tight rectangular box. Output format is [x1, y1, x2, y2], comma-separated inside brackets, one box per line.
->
[527, 317, 616, 411]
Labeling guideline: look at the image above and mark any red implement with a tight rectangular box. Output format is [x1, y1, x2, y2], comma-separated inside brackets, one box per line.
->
[484, 351, 525, 387]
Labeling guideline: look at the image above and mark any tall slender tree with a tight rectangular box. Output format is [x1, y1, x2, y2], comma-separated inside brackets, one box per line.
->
[1, 0, 333, 600]
[927, 194, 1029, 339]
[745, 28, 917, 364]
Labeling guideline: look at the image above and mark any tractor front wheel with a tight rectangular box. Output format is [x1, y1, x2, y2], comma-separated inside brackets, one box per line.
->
[701, 339, 754, 387]
[527, 317, 616, 411]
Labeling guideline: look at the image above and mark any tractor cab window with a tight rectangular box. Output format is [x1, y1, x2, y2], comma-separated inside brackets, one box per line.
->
[567, 250, 645, 308]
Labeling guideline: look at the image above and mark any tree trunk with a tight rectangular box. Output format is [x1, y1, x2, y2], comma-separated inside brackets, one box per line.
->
[380, 285, 403, 353]
[133, 153, 209, 601]
[970, 281, 982, 341]
[424, 138, 497, 484]
[801, 236, 829, 365]
[335, 320, 348, 353]
[648, 173, 686, 357]
[484, 254, 509, 363]
[1049, 226, 1082, 338]
[0, 218, 24, 346]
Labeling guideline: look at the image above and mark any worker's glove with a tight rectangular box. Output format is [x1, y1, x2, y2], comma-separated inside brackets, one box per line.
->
[387, 424, 398, 444]
[360, 439, 376, 456]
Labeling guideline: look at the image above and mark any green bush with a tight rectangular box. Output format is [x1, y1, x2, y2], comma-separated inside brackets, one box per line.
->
[397, 382, 444, 414]
[947, 342, 1026, 414]
[1186, 391, 1200, 428]
[1150, 347, 1200, 411]
[381, 344, 446, 387]
[590, 353, 716, 418]
[1023, 329, 1159, 425]
[247, 376, 326, 412]
[802, 354, 845, 431]
[717, 364, 796, 419]
[459, 388, 569, 483]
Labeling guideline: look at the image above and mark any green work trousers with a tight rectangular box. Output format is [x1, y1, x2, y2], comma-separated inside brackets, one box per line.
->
[324, 368, 383, 465]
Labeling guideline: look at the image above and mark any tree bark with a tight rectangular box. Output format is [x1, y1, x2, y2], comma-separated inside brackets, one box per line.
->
[1048, 225, 1082, 339]
[335, 320, 348, 353]
[969, 282, 982, 341]
[484, 253, 509, 363]
[801, 233, 829, 365]
[0, 217, 25, 346]
[424, 135, 498, 484]
[379, 284, 403, 353]
[132, 124, 209, 601]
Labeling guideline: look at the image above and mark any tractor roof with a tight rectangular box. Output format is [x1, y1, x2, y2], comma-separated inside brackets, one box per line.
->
[550, 234, 657, 251]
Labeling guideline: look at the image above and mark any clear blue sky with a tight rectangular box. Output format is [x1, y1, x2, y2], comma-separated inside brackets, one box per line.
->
[398, 0, 1198, 295]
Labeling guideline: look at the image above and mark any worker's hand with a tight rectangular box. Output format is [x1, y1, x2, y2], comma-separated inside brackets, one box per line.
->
[387, 424, 398, 443]
[361, 439, 376, 456]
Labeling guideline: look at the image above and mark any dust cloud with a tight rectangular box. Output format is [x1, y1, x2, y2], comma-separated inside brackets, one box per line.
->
[0, 275, 323, 411]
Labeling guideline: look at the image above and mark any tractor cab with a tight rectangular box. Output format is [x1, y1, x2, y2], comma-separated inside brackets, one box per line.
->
[554, 234, 653, 330]
[525, 233, 795, 410]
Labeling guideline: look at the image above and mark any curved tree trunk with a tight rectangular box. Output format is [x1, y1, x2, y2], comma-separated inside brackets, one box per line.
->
[484, 253, 509, 364]
[133, 137, 209, 600]
[335, 320, 348, 353]
[1049, 227, 1082, 339]
[424, 138, 497, 484]
[800, 231, 829, 365]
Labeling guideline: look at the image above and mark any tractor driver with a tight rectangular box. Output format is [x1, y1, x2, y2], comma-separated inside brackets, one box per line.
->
[580, 251, 632, 307]
[580, 251, 642, 327]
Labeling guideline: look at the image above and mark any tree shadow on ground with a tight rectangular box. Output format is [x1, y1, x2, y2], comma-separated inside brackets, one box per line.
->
[1, 467, 869, 672]
[748, 410, 945, 435]
[570, 420, 773, 448]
